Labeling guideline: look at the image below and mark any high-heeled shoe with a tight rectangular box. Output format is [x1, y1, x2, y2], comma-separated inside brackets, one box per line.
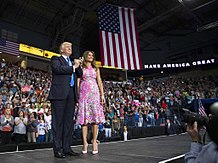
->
[92, 142, 98, 155]
[81, 143, 88, 154]
[92, 150, 98, 155]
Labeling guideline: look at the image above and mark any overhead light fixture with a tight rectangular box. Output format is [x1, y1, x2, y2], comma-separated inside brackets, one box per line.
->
[0, 52, 2, 53]
[17, 55, 20, 58]
[161, 71, 164, 74]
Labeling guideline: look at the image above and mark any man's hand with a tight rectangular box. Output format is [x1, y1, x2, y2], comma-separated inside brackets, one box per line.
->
[74, 59, 82, 69]
[186, 121, 202, 143]
[79, 57, 84, 65]
[74, 57, 83, 68]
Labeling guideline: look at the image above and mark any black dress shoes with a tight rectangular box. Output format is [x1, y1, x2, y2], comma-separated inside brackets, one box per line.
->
[65, 150, 80, 156]
[54, 151, 66, 158]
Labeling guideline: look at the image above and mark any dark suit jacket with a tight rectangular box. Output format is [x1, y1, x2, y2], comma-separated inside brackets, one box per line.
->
[48, 56, 82, 102]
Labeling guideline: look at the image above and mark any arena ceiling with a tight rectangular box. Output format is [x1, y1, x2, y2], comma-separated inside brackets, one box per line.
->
[0, 0, 218, 62]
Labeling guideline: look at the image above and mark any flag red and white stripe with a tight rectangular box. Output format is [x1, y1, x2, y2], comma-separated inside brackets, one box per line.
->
[0, 38, 19, 56]
[98, 4, 142, 70]
[198, 99, 207, 116]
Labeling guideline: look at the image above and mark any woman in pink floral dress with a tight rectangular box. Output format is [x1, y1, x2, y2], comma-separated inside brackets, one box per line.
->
[76, 50, 105, 154]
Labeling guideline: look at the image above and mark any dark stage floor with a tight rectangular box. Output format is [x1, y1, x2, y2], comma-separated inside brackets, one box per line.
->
[0, 134, 191, 163]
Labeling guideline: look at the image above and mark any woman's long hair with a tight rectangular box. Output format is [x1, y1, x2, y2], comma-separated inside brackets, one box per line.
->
[82, 50, 97, 69]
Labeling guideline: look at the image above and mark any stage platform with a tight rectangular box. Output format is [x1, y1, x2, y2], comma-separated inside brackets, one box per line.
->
[0, 133, 191, 163]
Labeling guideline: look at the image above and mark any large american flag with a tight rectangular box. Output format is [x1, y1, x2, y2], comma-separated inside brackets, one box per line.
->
[198, 99, 207, 116]
[0, 38, 19, 56]
[97, 4, 142, 70]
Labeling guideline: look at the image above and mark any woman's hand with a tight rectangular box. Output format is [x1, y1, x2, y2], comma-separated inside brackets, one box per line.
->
[101, 96, 106, 105]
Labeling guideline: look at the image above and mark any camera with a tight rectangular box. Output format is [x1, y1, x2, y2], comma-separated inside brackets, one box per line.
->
[180, 102, 218, 126]
[181, 102, 218, 146]
[180, 108, 209, 126]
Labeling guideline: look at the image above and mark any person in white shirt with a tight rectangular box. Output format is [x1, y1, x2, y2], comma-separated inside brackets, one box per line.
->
[14, 110, 28, 144]
[44, 110, 53, 142]
[37, 114, 46, 142]
[1, 108, 14, 145]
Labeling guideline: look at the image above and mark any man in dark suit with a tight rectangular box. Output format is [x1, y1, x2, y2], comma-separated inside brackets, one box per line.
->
[48, 42, 82, 158]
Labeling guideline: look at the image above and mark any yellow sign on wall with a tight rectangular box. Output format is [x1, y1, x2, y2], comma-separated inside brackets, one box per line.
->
[19, 44, 60, 59]
[43, 50, 60, 58]
[19, 44, 30, 53]
[19, 44, 124, 70]
[29, 47, 44, 57]
[96, 61, 101, 67]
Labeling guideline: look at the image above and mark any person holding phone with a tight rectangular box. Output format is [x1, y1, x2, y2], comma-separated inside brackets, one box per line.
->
[76, 50, 105, 155]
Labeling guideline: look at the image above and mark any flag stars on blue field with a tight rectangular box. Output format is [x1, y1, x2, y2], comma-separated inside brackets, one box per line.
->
[97, 4, 121, 33]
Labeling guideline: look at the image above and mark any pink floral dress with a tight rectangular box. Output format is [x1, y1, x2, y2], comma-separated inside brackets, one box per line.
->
[76, 66, 105, 125]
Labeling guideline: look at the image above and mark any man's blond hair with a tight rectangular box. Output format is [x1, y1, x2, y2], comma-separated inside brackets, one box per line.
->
[59, 42, 72, 54]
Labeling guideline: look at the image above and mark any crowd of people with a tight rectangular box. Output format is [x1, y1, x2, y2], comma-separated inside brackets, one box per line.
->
[0, 61, 52, 145]
[0, 60, 218, 145]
